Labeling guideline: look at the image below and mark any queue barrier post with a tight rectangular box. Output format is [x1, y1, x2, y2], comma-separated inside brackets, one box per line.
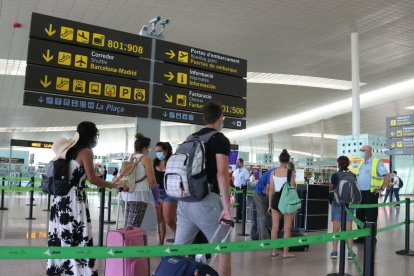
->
[43, 194, 51, 212]
[327, 204, 351, 276]
[363, 222, 376, 276]
[25, 177, 36, 220]
[98, 188, 105, 246]
[0, 177, 8, 211]
[104, 191, 116, 225]
[396, 198, 414, 256]
[238, 185, 248, 236]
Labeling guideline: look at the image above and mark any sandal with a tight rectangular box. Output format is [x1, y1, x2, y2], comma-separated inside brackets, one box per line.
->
[282, 254, 295, 259]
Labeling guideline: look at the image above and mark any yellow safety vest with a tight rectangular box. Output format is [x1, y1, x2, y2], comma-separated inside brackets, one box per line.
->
[356, 157, 383, 192]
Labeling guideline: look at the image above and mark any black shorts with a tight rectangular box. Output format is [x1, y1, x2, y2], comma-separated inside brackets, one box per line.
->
[271, 191, 282, 212]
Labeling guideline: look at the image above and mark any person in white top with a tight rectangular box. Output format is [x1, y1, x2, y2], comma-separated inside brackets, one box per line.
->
[268, 149, 296, 259]
[391, 170, 401, 206]
[232, 158, 250, 221]
[119, 133, 157, 227]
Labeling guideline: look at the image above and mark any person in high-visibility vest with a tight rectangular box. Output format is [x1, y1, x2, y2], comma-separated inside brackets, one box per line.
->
[355, 145, 390, 243]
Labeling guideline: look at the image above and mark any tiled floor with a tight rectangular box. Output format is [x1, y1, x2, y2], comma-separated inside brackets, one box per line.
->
[0, 191, 413, 276]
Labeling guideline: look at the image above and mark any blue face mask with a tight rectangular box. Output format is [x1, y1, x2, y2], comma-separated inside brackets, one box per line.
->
[360, 151, 366, 159]
[156, 152, 165, 160]
[236, 163, 241, 168]
[218, 123, 224, 131]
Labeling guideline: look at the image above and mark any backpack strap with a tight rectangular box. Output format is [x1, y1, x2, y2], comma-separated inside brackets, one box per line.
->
[131, 154, 147, 184]
[188, 129, 218, 143]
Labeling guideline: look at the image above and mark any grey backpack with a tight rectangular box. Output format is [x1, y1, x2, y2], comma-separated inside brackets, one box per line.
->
[164, 130, 217, 202]
[334, 171, 362, 205]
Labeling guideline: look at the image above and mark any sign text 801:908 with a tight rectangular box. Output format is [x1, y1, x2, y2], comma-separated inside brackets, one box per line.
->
[107, 40, 144, 54]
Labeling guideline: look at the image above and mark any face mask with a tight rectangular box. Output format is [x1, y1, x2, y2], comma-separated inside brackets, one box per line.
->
[90, 140, 97, 148]
[360, 151, 366, 159]
[156, 152, 165, 160]
[236, 163, 240, 169]
[218, 122, 224, 131]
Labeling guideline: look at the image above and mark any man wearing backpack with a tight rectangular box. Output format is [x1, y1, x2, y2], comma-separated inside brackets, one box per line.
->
[391, 170, 402, 207]
[174, 101, 232, 276]
[355, 145, 390, 243]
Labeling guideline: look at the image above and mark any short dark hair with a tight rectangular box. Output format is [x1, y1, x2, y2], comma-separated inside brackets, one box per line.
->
[279, 149, 290, 163]
[203, 101, 223, 124]
[393, 170, 397, 174]
[134, 133, 151, 152]
[337, 156, 350, 170]
[237, 158, 244, 164]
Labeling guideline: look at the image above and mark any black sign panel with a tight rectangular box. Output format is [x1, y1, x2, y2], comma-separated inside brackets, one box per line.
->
[25, 65, 149, 105]
[386, 137, 414, 149]
[386, 125, 414, 138]
[386, 148, 414, 155]
[0, 157, 25, 164]
[155, 40, 247, 77]
[151, 107, 246, 130]
[152, 84, 246, 118]
[30, 13, 151, 58]
[23, 91, 148, 118]
[154, 63, 246, 98]
[27, 39, 150, 81]
[386, 114, 414, 127]
[10, 139, 52, 149]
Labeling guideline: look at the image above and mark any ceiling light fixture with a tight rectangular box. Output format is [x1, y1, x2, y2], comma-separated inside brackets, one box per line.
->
[0, 123, 135, 133]
[292, 133, 339, 139]
[247, 72, 366, 90]
[0, 59, 26, 75]
[404, 106, 414, 110]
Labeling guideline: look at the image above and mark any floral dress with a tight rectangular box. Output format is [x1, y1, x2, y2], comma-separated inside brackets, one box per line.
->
[46, 160, 98, 276]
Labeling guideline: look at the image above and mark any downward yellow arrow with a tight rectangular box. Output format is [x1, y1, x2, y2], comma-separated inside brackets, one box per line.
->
[163, 72, 174, 81]
[164, 93, 173, 103]
[44, 24, 56, 36]
[42, 49, 54, 62]
[165, 50, 175, 59]
[40, 75, 51, 88]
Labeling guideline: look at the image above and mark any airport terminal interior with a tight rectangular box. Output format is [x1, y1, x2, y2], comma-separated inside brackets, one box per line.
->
[0, 0, 414, 275]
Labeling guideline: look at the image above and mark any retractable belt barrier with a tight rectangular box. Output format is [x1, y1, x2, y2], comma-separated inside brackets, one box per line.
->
[0, 228, 371, 260]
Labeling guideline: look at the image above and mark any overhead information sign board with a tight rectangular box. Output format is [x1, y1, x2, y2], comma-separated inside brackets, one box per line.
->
[152, 84, 246, 118]
[155, 40, 247, 77]
[10, 139, 52, 149]
[0, 157, 25, 164]
[25, 65, 149, 105]
[27, 39, 150, 81]
[154, 62, 247, 98]
[386, 137, 414, 149]
[24, 91, 148, 118]
[29, 13, 151, 58]
[386, 115, 414, 127]
[151, 107, 246, 130]
[386, 125, 414, 138]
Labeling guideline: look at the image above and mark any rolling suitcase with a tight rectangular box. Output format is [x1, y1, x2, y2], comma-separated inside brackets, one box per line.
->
[105, 193, 150, 276]
[153, 219, 234, 276]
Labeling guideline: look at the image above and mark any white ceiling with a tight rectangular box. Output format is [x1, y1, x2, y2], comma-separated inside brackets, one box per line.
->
[1, 0, 414, 158]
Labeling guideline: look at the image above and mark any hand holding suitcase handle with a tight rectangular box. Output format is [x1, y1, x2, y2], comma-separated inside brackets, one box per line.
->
[220, 219, 234, 227]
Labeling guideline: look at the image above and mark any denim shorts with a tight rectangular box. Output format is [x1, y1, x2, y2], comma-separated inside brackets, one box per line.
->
[331, 203, 354, 222]
[159, 188, 178, 203]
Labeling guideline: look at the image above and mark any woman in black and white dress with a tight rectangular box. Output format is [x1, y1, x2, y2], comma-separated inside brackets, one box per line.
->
[47, 121, 125, 276]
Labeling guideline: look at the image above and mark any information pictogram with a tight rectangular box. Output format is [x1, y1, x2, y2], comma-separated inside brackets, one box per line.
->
[104, 84, 117, 97]
[74, 54, 88, 68]
[134, 89, 146, 101]
[92, 33, 105, 46]
[72, 79, 86, 93]
[58, 51, 72, 66]
[178, 51, 188, 63]
[120, 86, 131, 99]
[56, 77, 70, 91]
[76, 30, 89, 43]
[60, 26, 74, 40]
[177, 73, 187, 85]
[89, 82, 101, 95]
[176, 94, 187, 106]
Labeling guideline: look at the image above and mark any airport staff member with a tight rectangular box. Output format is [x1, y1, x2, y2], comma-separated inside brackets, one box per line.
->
[355, 145, 390, 242]
[232, 158, 250, 221]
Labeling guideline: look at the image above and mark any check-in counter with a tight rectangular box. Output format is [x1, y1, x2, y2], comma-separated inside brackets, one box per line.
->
[296, 184, 329, 231]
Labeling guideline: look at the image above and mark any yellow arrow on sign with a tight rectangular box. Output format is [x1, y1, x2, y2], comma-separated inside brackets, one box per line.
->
[44, 24, 56, 36]
[391, 131, 396, 136]
[164, 72, 174, 81]
[42, 49, 54, 62]
[164, 93, 173, 103]
[391, 142, 395, 148]
[165, 50, 175, 59]
[40, 75, 51, 88]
